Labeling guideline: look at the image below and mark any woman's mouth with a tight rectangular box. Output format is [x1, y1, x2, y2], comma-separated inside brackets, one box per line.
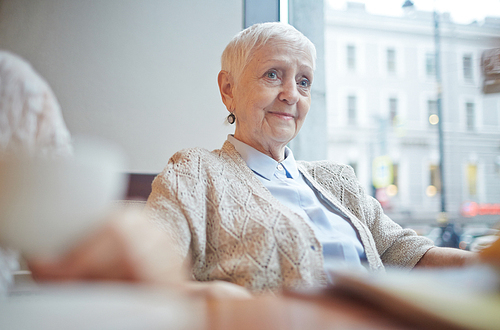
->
[269, 112, 295, 120]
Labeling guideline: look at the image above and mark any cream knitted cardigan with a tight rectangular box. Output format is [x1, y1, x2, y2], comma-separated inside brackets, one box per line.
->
[145, 141, 434, 293]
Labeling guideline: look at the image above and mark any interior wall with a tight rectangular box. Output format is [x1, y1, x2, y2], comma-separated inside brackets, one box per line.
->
[0, 0, 242, 172]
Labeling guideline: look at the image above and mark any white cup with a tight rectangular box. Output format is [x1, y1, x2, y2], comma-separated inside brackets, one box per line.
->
[0, 137, 127, 258]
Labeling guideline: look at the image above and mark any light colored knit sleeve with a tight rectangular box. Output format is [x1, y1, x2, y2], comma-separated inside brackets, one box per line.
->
[300, 160, 434, 270]
[357, 188, 435, 269]
[332, 164, 435, 269]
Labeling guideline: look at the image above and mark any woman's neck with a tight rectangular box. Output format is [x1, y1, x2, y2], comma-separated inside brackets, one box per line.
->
[232, 134, 286, 162]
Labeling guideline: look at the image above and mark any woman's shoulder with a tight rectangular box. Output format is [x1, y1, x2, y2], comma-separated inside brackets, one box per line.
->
[158, 145, 232, 176]
[297, 160, 354, 176]
[168, 146, 215, 162]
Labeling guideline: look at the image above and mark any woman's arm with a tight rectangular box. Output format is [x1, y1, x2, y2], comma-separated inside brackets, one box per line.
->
[414, 247, 477, 268]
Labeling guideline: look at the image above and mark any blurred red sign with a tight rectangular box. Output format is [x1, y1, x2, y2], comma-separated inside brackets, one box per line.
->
[461, 202, 500, 217]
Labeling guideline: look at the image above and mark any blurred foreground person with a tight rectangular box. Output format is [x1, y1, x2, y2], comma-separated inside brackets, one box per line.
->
[0, 51, 72, 294]
[0, 51, 249, 299]
[29, 207, 252, 299]
[29, 207, 185, 284]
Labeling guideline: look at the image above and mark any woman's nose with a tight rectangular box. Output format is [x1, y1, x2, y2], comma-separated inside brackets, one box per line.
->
[278, 79, 300, 105]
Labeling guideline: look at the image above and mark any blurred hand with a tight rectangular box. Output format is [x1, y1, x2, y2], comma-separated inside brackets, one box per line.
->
[28, 207, 186, 285]
[28, 207, 253, 300]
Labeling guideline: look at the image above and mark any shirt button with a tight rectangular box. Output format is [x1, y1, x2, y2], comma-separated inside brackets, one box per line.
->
[277, 164, 284, 171]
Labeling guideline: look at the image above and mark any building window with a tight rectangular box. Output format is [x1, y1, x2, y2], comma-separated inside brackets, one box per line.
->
[467, 163, 477, 196]
[387, 48, 396, 73]
[463, 54, 473, 81]
[426, 52, 436, 76]
[347, 44, 356, 70]
[384, 162, 399, 197]
[466, 102, 475, 131]
[427, 164, 441, 197]
[389, 97, 398, 125]
[347, 95, 357, 125]
[392, 163, 398, 187]
[427, 99, 438, 126]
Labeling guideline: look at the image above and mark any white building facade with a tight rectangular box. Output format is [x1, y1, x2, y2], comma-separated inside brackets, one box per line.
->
[324, 3, 500, 226]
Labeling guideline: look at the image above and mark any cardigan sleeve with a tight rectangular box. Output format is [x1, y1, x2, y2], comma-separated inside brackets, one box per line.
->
[360, 190, 435, 269]
[338, 164, 435, 269]
[298, 160, 435, 270]
[144, 158, 194, 262]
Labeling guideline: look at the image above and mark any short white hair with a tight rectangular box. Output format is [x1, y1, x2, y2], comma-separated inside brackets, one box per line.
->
[221, 22, 316, 82]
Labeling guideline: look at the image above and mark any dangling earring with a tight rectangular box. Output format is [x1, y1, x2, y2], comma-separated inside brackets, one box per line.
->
[227, 112, 236, 124]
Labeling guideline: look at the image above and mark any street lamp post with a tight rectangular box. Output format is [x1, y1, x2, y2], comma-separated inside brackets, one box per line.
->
[434, 10, 447, 221]
[434, 10, 460, 248]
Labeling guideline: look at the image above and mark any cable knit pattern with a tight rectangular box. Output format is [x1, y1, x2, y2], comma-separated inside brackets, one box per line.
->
[298, 161, 434, 270]
[146, 142, 434, 293]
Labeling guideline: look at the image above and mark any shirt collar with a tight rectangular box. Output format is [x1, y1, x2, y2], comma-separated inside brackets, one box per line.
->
[226, 135, 300, 180]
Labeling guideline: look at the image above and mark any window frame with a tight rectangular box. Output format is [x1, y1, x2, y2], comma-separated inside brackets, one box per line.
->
[347, 94, 357, 125]
[462, 53, 473, 82]
[466, 101, 475, 132]
[347, 44, 356, 71]
[425, 52, 436, 77]
[387, 48, 396, 74]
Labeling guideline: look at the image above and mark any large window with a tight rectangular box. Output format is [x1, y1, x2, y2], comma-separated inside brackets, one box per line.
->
[322, 3, 500, 230]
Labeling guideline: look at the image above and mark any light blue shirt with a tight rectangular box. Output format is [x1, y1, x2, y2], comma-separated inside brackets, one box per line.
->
[227, 135, 367, 278]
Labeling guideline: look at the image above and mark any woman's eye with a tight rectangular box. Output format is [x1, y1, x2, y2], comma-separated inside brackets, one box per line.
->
[298, 78, 311, 88]
[266, 71, 278, 79]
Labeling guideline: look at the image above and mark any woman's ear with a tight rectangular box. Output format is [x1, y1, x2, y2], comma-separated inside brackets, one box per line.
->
[218, 70, 234, 111]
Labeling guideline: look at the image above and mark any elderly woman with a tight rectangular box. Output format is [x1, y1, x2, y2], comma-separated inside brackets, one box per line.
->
[144, 22, 473, 293]
[31, 23, 474, 296]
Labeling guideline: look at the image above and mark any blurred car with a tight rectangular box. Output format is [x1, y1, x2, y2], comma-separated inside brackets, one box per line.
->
[459, 225, 498, 251]
[469, 233, 499, 252]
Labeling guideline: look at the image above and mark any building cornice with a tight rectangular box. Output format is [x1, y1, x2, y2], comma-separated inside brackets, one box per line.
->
[325, 9, 500, 40]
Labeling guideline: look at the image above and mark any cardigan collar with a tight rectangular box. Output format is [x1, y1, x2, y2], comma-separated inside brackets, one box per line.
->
[225, 135, 300, 181]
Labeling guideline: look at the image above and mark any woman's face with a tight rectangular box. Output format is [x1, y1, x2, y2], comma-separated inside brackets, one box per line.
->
[228, 41, 314, 158]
